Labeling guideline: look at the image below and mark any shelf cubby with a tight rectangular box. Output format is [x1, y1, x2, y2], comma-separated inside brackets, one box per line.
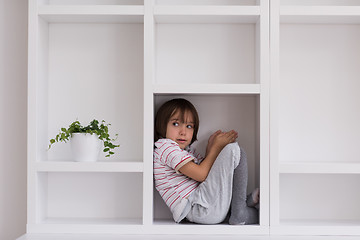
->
[35, 172, 143, 225]
[278, 24, 360, 164]
[153, 94, 262, 223]
[277, 22, 360, 166]
[33, 12, 144, 163]
[278, 174, 360, 234]
[155, 22, 258, 85]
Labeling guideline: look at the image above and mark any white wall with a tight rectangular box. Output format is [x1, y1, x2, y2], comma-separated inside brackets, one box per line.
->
[0, 0, 28, 239]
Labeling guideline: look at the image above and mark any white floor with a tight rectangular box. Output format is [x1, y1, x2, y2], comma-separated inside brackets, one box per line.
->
[17, 234, 360, 240]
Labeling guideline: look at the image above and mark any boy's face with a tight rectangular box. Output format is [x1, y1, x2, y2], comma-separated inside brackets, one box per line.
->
[166, 110, 194, 150]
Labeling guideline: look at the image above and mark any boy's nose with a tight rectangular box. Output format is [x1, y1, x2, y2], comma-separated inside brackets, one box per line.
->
[179, 125, 186, 135]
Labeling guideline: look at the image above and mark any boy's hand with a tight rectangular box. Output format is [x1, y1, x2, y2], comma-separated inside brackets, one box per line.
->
[207, 130, 238, 155]
[215, 130, 238, 150]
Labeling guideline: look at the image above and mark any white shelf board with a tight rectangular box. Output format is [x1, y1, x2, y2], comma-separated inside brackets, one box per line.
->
[152, 220, 268, 235]
[279, 161, 360, 174]
[272, 219, 360, 235]
[153, 84, 261, 95]
[42, 217, 142, 225]
[154, 6, 260, 23]
[280, 219, 360, 226]
[280, 6, 360, 23]
[38, 5, 144, 23]
[35, 161, 144, 172]
[27, 218, 144, 234]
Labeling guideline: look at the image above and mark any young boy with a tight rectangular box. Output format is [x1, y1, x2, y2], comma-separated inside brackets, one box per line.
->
[154, 98, 259, 224]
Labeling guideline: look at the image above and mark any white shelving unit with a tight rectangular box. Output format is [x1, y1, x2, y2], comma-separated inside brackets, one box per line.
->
[24, 0, 360, 237]
[270, 0, 360, 236]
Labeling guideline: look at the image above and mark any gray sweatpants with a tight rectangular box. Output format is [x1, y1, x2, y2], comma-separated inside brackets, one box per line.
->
[185, 143, 241, 224]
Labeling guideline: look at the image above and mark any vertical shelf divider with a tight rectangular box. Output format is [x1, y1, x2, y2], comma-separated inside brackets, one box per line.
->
[269, 0, 281, 228]
[258, 0, 270, 228]
[143, 0, 155, 227]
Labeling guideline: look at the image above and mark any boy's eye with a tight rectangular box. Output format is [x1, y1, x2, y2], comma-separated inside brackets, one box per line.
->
[172, 122, 179, 127]
[187, 125, 193, 129]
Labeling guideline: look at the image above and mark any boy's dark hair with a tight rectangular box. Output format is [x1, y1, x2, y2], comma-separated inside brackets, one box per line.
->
[155, 98, 199, 145]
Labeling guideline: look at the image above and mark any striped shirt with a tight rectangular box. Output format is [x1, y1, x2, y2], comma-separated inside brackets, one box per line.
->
[153, 139, 204, 222]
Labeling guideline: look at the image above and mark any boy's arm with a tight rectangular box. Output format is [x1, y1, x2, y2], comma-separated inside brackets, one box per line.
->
[179, 130, 238, 182]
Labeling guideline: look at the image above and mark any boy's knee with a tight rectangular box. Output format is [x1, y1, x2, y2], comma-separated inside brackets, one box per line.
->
[217, 142, 241, 166]
[224, 142, 240, 151]
[223, 142, 240, 157]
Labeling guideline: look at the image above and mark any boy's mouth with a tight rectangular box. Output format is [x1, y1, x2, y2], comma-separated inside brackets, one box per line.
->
[177, 139, 187, 143]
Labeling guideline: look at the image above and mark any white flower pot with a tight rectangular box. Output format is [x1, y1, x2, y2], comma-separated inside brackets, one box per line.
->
[71, 133, 102, 162]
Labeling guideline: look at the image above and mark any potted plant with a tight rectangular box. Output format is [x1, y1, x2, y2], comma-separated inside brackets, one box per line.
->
[48, 119, 119, 162]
